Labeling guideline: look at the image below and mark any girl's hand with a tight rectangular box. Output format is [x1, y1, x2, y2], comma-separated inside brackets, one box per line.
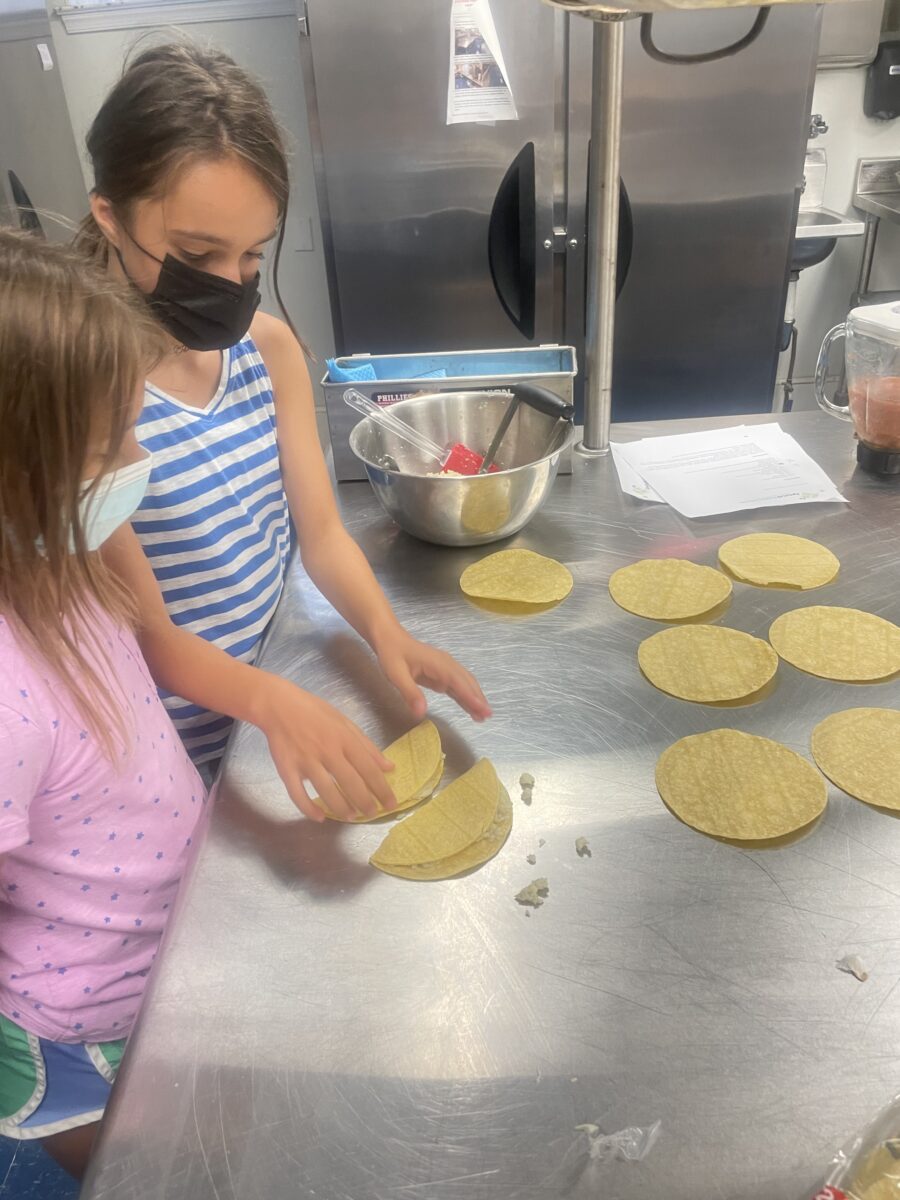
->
[375, 630, 492, 723]
[252, 676, 396, 822]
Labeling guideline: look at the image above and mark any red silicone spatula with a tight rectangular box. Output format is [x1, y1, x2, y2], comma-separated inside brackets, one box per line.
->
[344, 389, 499, 474]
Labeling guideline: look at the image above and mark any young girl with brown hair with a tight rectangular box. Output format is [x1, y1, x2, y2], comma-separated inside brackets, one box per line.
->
[77, 42, 491, 818]
[0, 228, 205, 1176]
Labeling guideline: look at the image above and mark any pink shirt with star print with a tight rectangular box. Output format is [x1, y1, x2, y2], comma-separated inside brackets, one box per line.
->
[0, 608, 206, 1044]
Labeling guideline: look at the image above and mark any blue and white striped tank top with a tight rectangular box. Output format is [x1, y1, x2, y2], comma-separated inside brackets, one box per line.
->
[133, 337, 291, 764]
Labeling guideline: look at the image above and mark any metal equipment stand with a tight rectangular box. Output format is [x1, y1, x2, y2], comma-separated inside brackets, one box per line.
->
[549, 0, 840, 457]
[581, 16, 628, 455]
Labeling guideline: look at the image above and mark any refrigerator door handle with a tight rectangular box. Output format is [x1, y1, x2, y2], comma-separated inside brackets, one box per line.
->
[615, 176, 634, 300]
[7, 171, 44, 237]
[488, 141, 537, 340]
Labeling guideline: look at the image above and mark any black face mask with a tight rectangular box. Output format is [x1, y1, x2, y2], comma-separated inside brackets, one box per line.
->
[117, 236, 261, 352]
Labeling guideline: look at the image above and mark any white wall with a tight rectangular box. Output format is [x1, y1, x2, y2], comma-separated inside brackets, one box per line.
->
[791, 65, 900, 409]
[0, 34, 90, 241]
[49, 10, 336, 405]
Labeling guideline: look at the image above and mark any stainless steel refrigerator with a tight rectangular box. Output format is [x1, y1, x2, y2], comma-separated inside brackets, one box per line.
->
[299, 0, 820, 422]
[0, 2, 87, 243]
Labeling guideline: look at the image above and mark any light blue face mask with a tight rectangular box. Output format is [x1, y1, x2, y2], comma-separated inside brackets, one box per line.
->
[77, 451, 152, 551]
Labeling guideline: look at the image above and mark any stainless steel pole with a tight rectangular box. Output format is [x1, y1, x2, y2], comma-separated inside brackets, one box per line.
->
[855, 212, 879, 299]
[580, 15, 626, 456]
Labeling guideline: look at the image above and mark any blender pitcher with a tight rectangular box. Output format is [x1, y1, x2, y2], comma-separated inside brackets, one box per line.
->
[816, 302, 900, 475]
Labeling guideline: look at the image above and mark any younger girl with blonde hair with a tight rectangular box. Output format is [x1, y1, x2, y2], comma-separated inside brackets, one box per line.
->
[0, 228, 205, 1178]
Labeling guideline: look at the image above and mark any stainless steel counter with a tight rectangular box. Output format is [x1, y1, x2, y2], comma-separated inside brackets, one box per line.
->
[853, 158, 900, 227]
[853, 192, 900, 224]
[852, 158, 900, 302]
[83, 412, 900, 1200]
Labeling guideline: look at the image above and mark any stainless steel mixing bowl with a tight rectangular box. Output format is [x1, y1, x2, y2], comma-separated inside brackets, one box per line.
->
[348, 389, 575, 546]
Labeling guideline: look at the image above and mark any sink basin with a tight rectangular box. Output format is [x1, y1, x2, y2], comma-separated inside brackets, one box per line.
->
[797, 211, 839, 228]
[795, 207, 865, 239]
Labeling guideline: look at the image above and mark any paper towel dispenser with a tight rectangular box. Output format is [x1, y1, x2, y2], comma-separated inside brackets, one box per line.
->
[865, 38, 900, 119]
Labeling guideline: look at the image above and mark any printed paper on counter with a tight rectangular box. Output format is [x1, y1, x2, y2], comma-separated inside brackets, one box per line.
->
[610, 442, 664, 503]
[447, 0, 517, 126]
[613, 424, 847, 519]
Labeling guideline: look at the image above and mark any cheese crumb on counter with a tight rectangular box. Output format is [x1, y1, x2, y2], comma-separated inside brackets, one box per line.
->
[836, 955, 868, 982]
[516, 878, 549, 908]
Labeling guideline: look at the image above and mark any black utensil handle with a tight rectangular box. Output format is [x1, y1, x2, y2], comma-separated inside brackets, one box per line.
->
[480, 396, 520, 474]
[510, 382, 575, 422]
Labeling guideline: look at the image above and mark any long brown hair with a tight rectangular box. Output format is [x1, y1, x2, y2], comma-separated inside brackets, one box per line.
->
[74, 39, 309, 354]
[0, 227, 165, 755]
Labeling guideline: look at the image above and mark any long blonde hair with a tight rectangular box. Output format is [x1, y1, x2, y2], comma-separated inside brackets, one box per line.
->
[0, 227, 165, 755]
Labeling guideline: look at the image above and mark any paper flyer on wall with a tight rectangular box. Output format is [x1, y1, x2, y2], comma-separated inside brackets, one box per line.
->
[447, 0, 518, 125]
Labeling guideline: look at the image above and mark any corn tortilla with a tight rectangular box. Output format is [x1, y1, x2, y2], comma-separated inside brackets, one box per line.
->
[811, 708, 900, 811]
[719, 533, 839, 590]
[638, 625, 778, 703]
[768, 606, 900, 681]
[370, 758, 501, 868]
[460, 549, 573, 605]
[461, 475, 512, 536]
[656, 729, 827, 840]
[323, 720, 444, 822]
[608, 558, 732, 621]
[378, 787, 513, 880]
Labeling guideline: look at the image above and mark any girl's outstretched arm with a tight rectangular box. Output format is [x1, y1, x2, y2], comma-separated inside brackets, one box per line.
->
[253, 314, 491, 724]
[102, 525, 395, 822]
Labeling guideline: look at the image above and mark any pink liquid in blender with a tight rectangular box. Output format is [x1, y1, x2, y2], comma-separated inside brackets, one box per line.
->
[848, 376, 900, 451]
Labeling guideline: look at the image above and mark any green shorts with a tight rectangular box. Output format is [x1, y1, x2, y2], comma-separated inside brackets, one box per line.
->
[0, 1012, 125, 1140]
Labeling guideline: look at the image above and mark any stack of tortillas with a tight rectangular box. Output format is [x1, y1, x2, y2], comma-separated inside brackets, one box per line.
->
[844, 1142, 900, 1200]
[324, 724, 513, 879]
[322, 720, 445, 822]
[370, 759, 512, 879]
